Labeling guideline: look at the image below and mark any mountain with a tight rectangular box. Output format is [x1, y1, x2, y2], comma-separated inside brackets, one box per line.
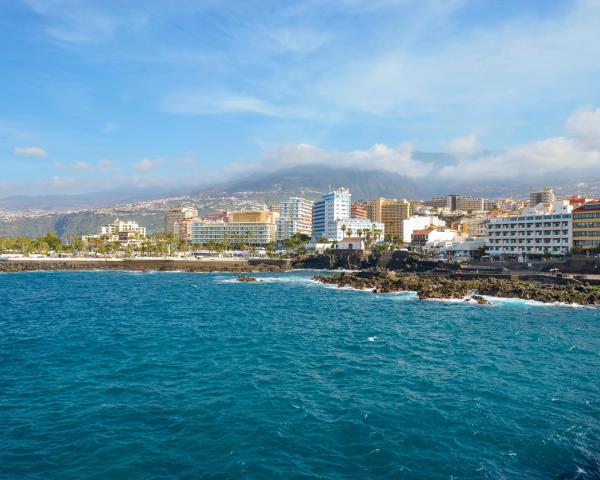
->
[0, 186, 188, 213]
[192, 165, 422, 201]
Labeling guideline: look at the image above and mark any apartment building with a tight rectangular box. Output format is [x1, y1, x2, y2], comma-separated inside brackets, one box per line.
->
[401, 215, 446, 243]
[486, 201, 572, 258]
[529, 187, 555, 206]
[366, 198, 411, 239]
[572, 201, 600, 251]
[351, 203, 368, 219]
[312, 188, 351, 240]
[423, 195, 484, 212]
[276, 197, 313, 241]
[190, 220, 276, 246]
[164, 206, 198, 239]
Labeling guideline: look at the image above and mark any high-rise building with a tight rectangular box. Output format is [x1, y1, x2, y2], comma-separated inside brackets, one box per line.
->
[366, 198, 411, 239]
[164, 206, 198, 239]
[572, 201, 600, 251]
[276, 197, 313, 241]
[529, 187, 555, 206]
[312, 188, 351, 240]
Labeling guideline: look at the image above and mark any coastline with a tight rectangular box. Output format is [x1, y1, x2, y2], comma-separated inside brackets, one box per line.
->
[312, 271, 600, 306]
[0, 258, 290, 273]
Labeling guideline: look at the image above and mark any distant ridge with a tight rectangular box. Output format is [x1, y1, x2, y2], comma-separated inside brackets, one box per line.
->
[191, 165, 421, 202]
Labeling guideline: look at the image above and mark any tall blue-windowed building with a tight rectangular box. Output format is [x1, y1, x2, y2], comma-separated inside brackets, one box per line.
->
[312, 188, 352, 240]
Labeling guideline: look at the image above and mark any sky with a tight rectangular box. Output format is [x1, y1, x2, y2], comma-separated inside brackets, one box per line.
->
[1, 0, 600, 197]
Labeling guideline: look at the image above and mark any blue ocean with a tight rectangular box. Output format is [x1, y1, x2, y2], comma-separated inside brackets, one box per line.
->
[1, 270, 599, 479]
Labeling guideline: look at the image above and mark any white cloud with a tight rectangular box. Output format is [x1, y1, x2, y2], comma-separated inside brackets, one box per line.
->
[71, 160, 92, 171]
[21, 0, 147, 44]
[48, 175, 76, 188]
[14, 146, 48, 157]
[315, 1, 600, 117]
[160, 90, 311, 118]
[248, 142, 434, 178]
[241, 107, 600, 181]
[268, 28, 331, 55]
[444, 133, 479, 156]
[134, 158, 163, 171]
[566, 107, 600, 146]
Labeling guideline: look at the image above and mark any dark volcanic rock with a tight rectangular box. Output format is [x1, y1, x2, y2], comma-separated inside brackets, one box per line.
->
[313, 272, 600, 306]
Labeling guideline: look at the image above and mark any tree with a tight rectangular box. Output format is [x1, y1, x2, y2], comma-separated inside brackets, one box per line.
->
[39, 231, 62, 252]
[340, 224, 347, 238]
[266, 241, 277, 256]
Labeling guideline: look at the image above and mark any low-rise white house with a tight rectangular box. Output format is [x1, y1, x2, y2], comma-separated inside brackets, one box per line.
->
[444, 237, 486, 259]
[411, 227, 458, 249]
[402, 215, 446, 243]
[336, 237, 366, 250]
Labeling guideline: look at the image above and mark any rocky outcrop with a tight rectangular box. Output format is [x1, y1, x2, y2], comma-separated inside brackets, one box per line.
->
[313, 272, 600, 305]
[237, 275, 258, 282]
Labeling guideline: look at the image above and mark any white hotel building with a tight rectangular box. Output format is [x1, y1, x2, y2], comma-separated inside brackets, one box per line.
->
[312, 188, 384, 243]
[486, 201, 573, 258]
[190, 220, 276, 247]
[276, 197, 313, 241]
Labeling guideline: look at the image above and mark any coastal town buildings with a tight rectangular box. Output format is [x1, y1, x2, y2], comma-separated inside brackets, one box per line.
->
[351, 203, 368, 219]
[423, 195, 484, 212]
[486, 201, 573, 259]
[401, 215, 446, 243]
[457, 216, 489, 237]
[276, 197, 313, 241]
[529, 187, 555, 207]
[572, 201, 600, 251]
[411, 227, 457, 249]
[366, 198, 411, 239]
[164, 206, 198, 239]
[333, 218, 385, 243]
[190, 219, 277, 247]
[202, 211, 234, 222]
[83, 218, 147, 247]
[312, 188, 351, 240]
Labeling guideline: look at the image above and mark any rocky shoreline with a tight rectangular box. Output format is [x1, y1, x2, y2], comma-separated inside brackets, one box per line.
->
[0, 259, 288, 274]
[313, 272, 600, 305]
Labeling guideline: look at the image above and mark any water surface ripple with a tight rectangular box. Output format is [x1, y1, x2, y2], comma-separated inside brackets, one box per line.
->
[0, 270, 599, 479]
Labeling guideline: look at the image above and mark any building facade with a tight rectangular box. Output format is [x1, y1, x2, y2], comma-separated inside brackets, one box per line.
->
[333, 218, 385, 243]
[164, 206, 199, 239]
[572, 201, 600, 251]
[276, 197, 313, 241]
[366, 198, 411, 239]
[529, 187, 555, 206]
[190, 220, 276, 247]
[401, 215, 446, 243]
[486, 202, 572, 258]
[351, 203, 368, 219]
[423, 195, 484, 212]
[100, 218, 146, 237]
[312, 188, 351, 240]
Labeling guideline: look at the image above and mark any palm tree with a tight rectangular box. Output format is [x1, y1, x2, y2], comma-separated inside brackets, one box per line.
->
[346, 228, 353, 238]
[357, 229, 363, 239]
[341, 224, 347, 238]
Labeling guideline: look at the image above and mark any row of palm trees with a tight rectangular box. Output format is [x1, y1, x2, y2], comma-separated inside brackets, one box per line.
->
[339, 224, 384, 247]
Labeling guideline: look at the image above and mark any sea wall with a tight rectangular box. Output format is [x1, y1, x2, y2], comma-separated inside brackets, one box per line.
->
[0, 258, 289, 273]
